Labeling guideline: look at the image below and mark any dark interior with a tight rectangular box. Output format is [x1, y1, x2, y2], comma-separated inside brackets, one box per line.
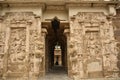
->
[45, 17, 67, 73]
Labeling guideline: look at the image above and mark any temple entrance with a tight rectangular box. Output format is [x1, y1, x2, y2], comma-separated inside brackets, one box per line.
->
[45, 17, 68, 75]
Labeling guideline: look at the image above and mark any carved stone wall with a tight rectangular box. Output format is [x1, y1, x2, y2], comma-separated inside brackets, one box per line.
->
[8, 28, 27, 76]
[0, 31, 5, 78]
[0, 12, 45, 80]
[0, 11, 120, 80]
[68, 12, 120, 79]
[113, 9, 120, 77]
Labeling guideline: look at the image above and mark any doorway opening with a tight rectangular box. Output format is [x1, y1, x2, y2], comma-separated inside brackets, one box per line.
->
[45, 17, 67, 74]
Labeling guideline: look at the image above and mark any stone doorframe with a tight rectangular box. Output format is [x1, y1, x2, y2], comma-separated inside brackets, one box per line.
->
[41, 21, 70, 75]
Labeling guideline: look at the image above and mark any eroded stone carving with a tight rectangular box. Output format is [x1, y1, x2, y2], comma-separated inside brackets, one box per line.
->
[0, 10, 119, 80]
[0, 32, 5, 77]
[69, 12, 119, 79]
[69, 42, 79, 79]
[2, 12, 44, 79]
[8, 28, 27, 73]
[29, 29, 44, 78]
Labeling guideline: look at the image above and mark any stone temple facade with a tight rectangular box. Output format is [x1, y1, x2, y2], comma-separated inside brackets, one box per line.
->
[0, 0, 120, 80]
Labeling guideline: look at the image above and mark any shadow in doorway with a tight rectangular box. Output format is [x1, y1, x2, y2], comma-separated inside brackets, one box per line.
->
[45, 17, 68, 78]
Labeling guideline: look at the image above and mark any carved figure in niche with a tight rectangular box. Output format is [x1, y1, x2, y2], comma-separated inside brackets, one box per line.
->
[77, 43, 83, 55]
[104, 54, 111, 71]
[103, 18, 114, 41]
[39, 53, 44, 70]
[0, 32, 5, 44]
[9, 51, 16, 62]
[33, 54, 43, 72]
[34, 55, 40, 72]
[86, 32, 96, 56]
[29, 30, 36, 54]
[86, 32, 101, 59]
[30, 63, 34, 72]
[16, 50, 26, 62]
[29, 29, 44, 74]
[103, 53, 118, 78]
[69, 42, 79, 79]
[110, 41, 119, 72]
[36, 40, 43, 71]
[29, 54, 34, 77]
[35, 37, 44, 71]
[0, 55, 3, 77]
[77, 54, 84, 78]
[29, 54, 34, 71]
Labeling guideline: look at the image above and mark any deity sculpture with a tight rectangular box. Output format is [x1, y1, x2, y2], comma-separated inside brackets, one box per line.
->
[69, 41, 79, 79]
[0, 55, 3, 77]
[77, 54, 84, 78]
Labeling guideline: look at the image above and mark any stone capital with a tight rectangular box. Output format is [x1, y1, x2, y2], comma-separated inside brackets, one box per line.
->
[108, 4, 116, 16]
[64, 28, 70, 37]
[41, 28, 47, 37]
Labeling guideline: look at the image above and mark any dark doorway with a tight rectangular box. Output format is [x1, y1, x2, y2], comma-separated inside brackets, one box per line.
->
[45, 17, 67, 74]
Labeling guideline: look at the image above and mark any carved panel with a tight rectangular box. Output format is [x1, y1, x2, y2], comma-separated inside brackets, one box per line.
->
[7, 28, 27, 75]
[5, 12, 34, 22]
[85, 31, 101, 58]
[69, 12, 119, 79]
[84, 31, 102, 77]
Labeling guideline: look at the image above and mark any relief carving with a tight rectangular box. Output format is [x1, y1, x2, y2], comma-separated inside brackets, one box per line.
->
[29, 29, 44, 77]
[69, 12, 119, 78]
[75, 12, 106, 23]
[5, 12, 34, 24]
[8, 28, 27, 73]
[3, 12, 44, 79]
[0, 32, 5, 77]
[0, 10, 119, 80]
[69, 42, 79, 79]
[85, 32, 101, 59]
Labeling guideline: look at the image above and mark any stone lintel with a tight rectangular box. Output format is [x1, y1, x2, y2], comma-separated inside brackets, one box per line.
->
[0, 1, 119, 11]
[42, 21, 69, 29]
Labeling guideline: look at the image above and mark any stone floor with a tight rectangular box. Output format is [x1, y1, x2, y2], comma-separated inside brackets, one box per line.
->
[38, 66, 120, 80]
[1, 66, 120, 80]
[39, 65, 71, 80]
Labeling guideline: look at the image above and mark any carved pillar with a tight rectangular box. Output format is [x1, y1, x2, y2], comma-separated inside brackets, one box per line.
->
[99, 21, 106, 77]
[0, 17, 5, 79]
[41, 27, 47, 77]
[3, 19, 10, 80]
[28, 15, 44, 80]
[64, 28, 70, 76]
[108, 5, 116, 16]
[26, 21, 32, 79]
[102, 16, 119, 78]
